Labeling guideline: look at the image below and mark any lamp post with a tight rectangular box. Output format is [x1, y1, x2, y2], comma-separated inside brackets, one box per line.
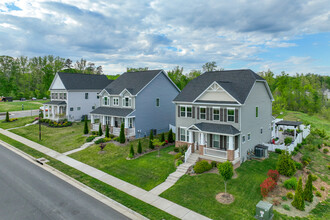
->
[39, 109, 42, 141]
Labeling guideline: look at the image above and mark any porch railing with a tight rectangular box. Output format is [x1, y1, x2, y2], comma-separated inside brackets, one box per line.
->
[235, 149, 239, 158]
[113, 127, 120, 135]
[127, 128, 135, 137]
[204, 147, 227, 159]
[92, 123, 99, 131]
[184, 146, 192, 163]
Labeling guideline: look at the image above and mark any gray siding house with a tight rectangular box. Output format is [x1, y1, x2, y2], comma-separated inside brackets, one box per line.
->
[173, 69, 273, 166]
[90, 70, 180, 138]
[43, 72, 112, 121]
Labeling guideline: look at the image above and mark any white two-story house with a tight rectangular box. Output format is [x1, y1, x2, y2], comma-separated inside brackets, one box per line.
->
[43, 72, 112, 121]
[173, 69, 273, 166]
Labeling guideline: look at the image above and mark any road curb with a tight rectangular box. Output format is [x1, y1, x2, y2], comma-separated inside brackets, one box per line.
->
[0, 140, 148, 220]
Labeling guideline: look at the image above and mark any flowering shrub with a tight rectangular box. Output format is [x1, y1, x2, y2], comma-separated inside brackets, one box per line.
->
[260, 177, 277, 197]
[267, 169, 280, 182]
[165, 140, 168, 144]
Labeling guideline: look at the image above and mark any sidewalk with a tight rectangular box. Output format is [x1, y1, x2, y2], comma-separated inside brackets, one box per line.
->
[0, 128, 210, 220]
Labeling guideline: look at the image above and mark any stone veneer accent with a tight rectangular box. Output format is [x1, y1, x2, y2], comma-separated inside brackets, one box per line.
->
[199, 145, 205, 155]
[175, 141, 188, 148]
[227, 150, 234, 161]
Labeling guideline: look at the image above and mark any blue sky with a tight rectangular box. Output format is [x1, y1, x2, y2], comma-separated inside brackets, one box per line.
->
[0, 0, 329, 75]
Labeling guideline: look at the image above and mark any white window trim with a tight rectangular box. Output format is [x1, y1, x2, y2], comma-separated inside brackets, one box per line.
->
[213, 107, 220, 121]
[200, 106, 206, 120]
[248, 133, 251, 141]
[103, 96, 109, 106]
[179, 127, 188, 142]
[113, 98, 119, 106]
[180, 105, 192, 118]
[122, 96, 132, 108]
[213, 134, 220, 149]
[227, 107, 235, 122]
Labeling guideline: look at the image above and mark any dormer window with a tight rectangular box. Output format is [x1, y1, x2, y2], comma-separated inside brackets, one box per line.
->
[103, 97, 109, 106]
[123, 97, 131, 107]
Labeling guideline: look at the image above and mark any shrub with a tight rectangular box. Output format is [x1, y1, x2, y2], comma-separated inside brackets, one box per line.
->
[5, 111, 9, 122]
[113, 137, 119, 142]
[295, 161, 303, 170]
[99, 143, 106, 151]
[179, 145, 188, 154]
[282, 196, 288, 201]
[267, 170, 280, 182]
[317, 144, 321, 149]
[137, 140, 142, 154]
[315, 191, 321, 197]
[176, 159, 183, 167]
[103, 137, 111, 142]
[174, 152, 183, 160]
[301, 155, 311, 166]
[109, 134, 115, 138]
[160, 132, 165, 142]
[95, 138, 105, 144]
[149, 130, 154, 149]
[311, 174, 318, 181]
[294, 147, 299, 152]
[105, 125, 110, 138]
[275, 149, 283, 154]
[323, 148, 329, 154]
[260, 177, 277, 197]
[119, 123, 125, 143]
[297, 143, 302, 149]
[83, 116, 89, 134]
[173, 147, 179, 152]
[320, 186, 325, 191]
[273, 199, 280, 206]
[312, 185, 317, 191]
[98, 123, 103, 136]
[194, 160, 212, 174]
[304, 174, 313, 202]
[167, 129, 174, 143]
[91, 131, 98, 135]
[302, 139, 307, 145]
[282, 204, 290, 211]
[284, 177, 298, 190]
[285, 137, 293, 146]
[291, 151, 298, 156]
[277, 151, 296, 177]
[292, 177, 305, 211]
[328, 165, 330, 170]
[305, 144, 316, 151]
[129, 144, 134, 158]
[86, 135, 96, 142]
[287, 192, 294, 199]
[211, 161, 217, 168]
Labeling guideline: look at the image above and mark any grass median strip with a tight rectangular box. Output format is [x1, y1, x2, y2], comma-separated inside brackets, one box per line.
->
[0, 133, 178, 220]
[0, 100, 48, 112]
[0, 116, 36, 129]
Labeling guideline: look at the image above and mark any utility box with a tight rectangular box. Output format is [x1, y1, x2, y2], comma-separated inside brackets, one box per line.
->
[255, 201, 273, 220]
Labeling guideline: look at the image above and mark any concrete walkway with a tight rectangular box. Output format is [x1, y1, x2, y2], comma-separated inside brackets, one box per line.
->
[0, 128, 210, 220]
[150, 153, 199, 195]
[63, 135, 105, 156]
[7, 119, 39, 131]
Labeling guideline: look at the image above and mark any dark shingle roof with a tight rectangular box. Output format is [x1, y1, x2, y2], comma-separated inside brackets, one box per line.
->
[174, 69, 265, 104]
[58, 72, 112, 90]
[193, 122, 240, 135]
[104, 70, 162, 95]
[44, 101, 66, 105]
[90, 107, 133, 117]
[275, 120, 302, 127]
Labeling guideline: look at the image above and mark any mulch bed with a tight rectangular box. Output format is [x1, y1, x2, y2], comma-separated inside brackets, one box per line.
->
[216, 193, 235, 204]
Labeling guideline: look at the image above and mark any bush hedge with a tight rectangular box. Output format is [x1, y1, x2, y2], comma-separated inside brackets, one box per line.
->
[194, 160, 212, 174]
[287, 192, 294, 199]
[260, 177, 277, 197]
[86, 135, 97, 142]
[284, 177, 297, 190]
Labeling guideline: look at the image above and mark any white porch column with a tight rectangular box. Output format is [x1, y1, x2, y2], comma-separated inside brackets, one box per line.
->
[276, 126, 279, 138]
[51, 105, 54, 119]
[272, 122, 276, 137]
[91, 114, 94, 124]
[228, 136, 234, 150]
[124, 118, 129, 128]
[102, 115, 106, 125]
[47, 105, 49, 118]
[188, 131, 193, 143]
[111, 117, 114, 126]
[56, 106, 59, 117]
[43, 106, 46, 118]
[200, 133, 205, 145]
[294, 127, 297, 140]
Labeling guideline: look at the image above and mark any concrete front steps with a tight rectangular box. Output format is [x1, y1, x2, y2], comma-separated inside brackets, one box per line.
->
[149, 153, 199, 196]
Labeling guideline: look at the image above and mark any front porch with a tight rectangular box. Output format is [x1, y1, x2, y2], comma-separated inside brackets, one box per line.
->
[177, 122, 241, 163]
[43, 101, 67, 121]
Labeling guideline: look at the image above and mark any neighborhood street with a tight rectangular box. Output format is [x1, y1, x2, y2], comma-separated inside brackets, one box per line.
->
[0, 109, 39, 120]
[0, 144, 129, 220]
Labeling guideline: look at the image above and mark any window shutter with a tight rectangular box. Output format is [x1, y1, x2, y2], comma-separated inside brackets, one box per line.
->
[177, 127, 180, 140]
[235, 136, 239, 150]
[224, 108, 227, 122]
[210, 108, 213, 120]
[209, 134, 212, 148]
[197, 107, 200, 119]
[206, 108, 209, 120]
[224, 136, 227, 150]
[235, 109, 238, 123]
[220, 135, 223, 149]
[178, 105, 180, 117]
[220, 108, 224, 122]
[192, 106, 195, 118]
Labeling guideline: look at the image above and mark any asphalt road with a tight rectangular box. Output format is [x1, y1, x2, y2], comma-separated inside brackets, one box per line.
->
[0, 109, 39, 120]
[0, 144, 130, 220]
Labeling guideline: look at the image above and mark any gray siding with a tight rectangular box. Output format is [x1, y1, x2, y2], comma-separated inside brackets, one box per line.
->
[67, 91, 100, 121]
[134, 72, 179, 137]
[240, 82, 272, 162]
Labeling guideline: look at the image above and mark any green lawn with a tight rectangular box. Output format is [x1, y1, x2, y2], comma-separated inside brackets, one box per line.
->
[0, 116, 36, 129]
[70, 141, 176, 191]
[279, 110, 330, 137]
[0, 100, 49, 112]
[11, 122, 85, 153]
[161, 153, 279, 220]
[0, 134, 178, 220]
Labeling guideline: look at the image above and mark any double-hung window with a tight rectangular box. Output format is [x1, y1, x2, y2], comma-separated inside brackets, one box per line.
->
[186, 106, 192, 117]
[213, 108, 220, 120]
[200, 107, 206, 119]
[180, 128, 186, 141]
[156, 98, 160, 107]
[242, 135, 246, 143]
[248, 133, 251, 141]
[104, 97, 109, 106]
[113, 98, 119, 106]
[85, 93, 88, 99]
[180, 106, 192, 117]
[213, 135, 220, 148]
[228, 108, 235, 122]
[63, 93, 67, 100]
[123, 97, 131, 107]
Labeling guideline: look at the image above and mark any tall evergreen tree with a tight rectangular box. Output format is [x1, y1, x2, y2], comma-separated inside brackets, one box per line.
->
[119, 123, 125, 143]
[292, 177, 305, 211]
[304, 174, 313, 202]
[83, 116, 89, 134]
[276, 150, 296, 176]
[149, 130, 154, 149]
[129, 144, 134, 158]
[105, 124, 110, 138]
[98, 123, 103, 136]
[137, 140, 142, 154]
[5, 111, 9, 122]
[160, 132, 165, 142]
[168, 129, 174, 143]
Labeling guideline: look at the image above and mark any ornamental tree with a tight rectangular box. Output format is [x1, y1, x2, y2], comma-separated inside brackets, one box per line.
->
[218, 161, 234, 195]
[137, 140, 142, 154]
[160, 132, 165, 142]
[304, 174, 313, 202]
[267, 169, 280, 182]
[5, 111, 9, 122]
[260, 177, 277, 197]
[292, 177, 305, 211]
[105, 124, 110, 138]
[83, 116, 89, 134]
[276, 150, 296, 177]
[129, 144, 134, 158]
[98, 123, 103, 136]
[149, 130, 154, 149]
[168, 129, 174, 143]
[119, 123, 125, 143]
